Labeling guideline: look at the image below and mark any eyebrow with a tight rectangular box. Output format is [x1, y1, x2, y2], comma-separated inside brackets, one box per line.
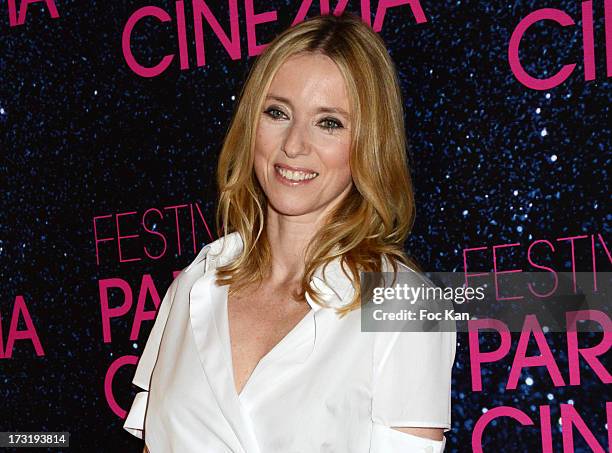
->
[265, 94, 350, 119]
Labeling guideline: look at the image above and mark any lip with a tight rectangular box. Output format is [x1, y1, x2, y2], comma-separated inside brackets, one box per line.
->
[273, 163, 319, 186]
[274, 163, 318, 173]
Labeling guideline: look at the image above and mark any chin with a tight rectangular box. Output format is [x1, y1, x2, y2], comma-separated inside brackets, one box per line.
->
[268, 199, 317, 217]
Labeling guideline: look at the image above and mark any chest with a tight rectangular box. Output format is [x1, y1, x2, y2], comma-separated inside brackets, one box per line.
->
[226, 284, 312, 396]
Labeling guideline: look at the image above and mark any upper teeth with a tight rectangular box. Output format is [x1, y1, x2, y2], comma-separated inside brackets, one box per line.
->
[276, 166, 318, 181]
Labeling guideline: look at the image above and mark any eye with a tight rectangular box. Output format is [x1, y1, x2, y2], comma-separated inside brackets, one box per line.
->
[263, 107, 287, 120]
[319, 117, 343, 132]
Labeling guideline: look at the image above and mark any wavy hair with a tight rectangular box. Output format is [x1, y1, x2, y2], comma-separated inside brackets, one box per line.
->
[214, 11, 417, 317]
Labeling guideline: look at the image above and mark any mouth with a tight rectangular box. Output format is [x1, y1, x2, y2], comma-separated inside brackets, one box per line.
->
[273, 164, 319, 185]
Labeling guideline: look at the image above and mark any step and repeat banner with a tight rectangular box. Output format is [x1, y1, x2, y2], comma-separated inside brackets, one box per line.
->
[2, 0, 610, 451]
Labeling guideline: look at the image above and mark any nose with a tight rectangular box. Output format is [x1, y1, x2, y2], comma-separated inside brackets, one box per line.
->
[281, 120, 309, 158]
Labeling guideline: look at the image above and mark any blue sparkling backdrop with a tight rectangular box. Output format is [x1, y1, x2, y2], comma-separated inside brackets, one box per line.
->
[1, 0, 610, 452]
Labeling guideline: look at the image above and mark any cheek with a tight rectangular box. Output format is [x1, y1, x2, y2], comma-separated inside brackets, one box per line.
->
[254, 121, 277, 155]
[254, 126, 276, 174]
[322, 142, 351, 177]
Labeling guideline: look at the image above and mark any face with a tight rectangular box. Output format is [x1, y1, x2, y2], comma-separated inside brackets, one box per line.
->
[253, 52, 353, 222]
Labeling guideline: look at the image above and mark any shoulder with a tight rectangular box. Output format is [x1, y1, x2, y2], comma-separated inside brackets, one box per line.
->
[381, 255, 417, 274]
[371, 257, 455, 358]
[381, 256, 436, 290]
[181, 232, 243, 275]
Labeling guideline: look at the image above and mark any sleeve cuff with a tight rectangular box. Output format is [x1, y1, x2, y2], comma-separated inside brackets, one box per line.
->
[371, 422, 447, 453]
[123, 391, 149, 440]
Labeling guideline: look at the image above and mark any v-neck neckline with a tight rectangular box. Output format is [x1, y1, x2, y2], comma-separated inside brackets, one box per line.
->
[220, 284, 314, 400]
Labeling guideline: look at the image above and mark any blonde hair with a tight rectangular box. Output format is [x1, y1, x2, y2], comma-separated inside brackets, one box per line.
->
[215, 12, 417, 317]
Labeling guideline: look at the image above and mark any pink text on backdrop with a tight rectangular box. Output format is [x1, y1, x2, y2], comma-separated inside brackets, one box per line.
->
[93, 201, 214, 266]
[105, 354, 139, 420]
[98, 270, 181, 343]
[468, 311, 611, 391]
[468, 311, 611, 452]
[121, 0, 428, 77]
[463, 233, 612, 299]
[100, 270, 181, 418]
[6, 0, 59, 27]
[508, 0, 612, 90]
[0, 295, 45, 359]
[472, 403, 611, 453]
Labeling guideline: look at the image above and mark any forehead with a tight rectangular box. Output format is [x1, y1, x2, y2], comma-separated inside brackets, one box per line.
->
[266, 53, 350, 112]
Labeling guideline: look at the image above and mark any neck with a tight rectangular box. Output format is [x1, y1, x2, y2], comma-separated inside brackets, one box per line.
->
[264, 209, 320, 286]
[263, 186, 353, 285]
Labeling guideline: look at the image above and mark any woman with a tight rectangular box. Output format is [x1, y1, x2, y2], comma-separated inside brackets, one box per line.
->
[124, 12, 456, 453]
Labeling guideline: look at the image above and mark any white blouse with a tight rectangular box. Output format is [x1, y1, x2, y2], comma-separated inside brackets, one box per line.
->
[123, 232, 456, 452]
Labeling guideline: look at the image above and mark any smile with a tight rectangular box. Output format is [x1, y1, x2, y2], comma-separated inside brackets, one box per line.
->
[274, 164, 319, 184]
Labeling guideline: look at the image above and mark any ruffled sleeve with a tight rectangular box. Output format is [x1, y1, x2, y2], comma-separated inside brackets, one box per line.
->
[123, 276, 179, 439]
[370, 328, 456, 452]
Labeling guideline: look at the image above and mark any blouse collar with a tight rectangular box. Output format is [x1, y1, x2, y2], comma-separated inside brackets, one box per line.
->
[183, 231, 356, 312]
